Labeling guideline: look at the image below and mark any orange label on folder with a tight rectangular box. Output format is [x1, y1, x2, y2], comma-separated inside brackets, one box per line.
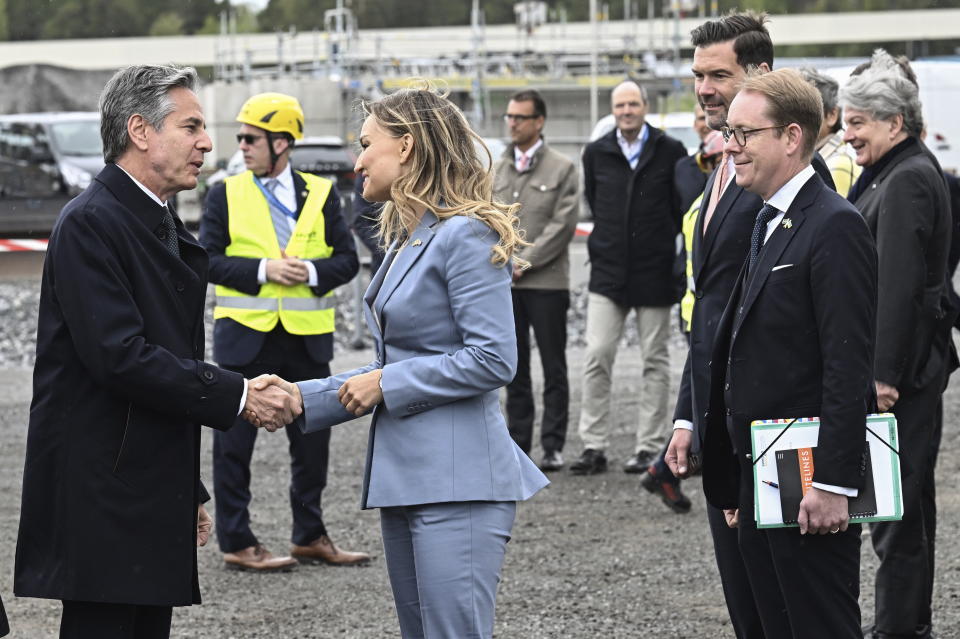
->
[797, 447, 815, 495]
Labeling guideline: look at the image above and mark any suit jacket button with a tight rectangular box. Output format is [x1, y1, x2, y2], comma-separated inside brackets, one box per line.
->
[203, 370, 214, 380]
[176, 281, 185, 292]
[724, 383, 730, 391]
[745, 453, 752, 460]
[726, 408, 732, 416]
[695, 290, 703, 300]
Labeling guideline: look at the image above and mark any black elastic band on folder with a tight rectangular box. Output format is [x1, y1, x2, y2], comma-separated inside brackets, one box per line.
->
[752, 417, 799, 466]
[752, 418, 900, 467]
[865, 424, 900, 456]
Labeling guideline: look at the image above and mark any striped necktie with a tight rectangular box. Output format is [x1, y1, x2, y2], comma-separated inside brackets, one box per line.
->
[263, 178, 292, 250]
[517, 152, 530, 172]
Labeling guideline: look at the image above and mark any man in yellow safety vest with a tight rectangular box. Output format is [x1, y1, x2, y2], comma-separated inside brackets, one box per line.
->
[200, 93, 369, 572]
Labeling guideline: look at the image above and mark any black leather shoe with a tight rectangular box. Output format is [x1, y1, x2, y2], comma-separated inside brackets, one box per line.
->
[623, 450, 657, 473]
[640, 467, 691, 513]
[570, 448, 607, 475]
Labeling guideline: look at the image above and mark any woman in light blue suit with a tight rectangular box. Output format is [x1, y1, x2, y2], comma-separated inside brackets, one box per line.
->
[256, 86, 549, 638]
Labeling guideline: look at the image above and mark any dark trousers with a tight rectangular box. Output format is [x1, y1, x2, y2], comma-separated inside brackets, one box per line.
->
[506, 288, 569, 455]
[707, 500, 765, 639]
[60, 601, 172, 639]
[737, 516, 862, 638]
[213, 328, 332, 553]
[870, 377, 943, 636]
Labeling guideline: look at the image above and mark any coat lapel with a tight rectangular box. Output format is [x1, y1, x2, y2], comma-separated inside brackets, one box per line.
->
[691, 169, 717, 278]
[292, 171, 308, 215]
[696, 181, 747, 285]
[373, 210, 441, 325]
[631, 124, 660, 176]
[734, 178, 821, 332]
[96, 164, 202, 323]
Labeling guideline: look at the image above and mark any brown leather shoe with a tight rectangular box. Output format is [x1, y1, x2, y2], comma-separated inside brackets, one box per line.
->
[291, 535, 371, 566]
[223, 543, 299, 572]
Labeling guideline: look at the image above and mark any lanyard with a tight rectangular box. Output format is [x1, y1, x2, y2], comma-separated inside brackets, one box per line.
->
[253, 176, 298, 220]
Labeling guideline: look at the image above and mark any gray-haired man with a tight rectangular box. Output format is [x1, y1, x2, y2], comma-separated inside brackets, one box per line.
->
[14, 65, 298, 638]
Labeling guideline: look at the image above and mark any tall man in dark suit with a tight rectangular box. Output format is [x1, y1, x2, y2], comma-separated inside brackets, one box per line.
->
[15, 65, 300, 639]
[201, 93, 368, 572]
[662, 12, 838, 638]
[676, 68, 877, 638]
[662, 13, 775, 638]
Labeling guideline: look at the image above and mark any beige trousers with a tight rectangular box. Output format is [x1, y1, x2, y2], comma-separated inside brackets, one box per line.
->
[577, 292, 671, 454]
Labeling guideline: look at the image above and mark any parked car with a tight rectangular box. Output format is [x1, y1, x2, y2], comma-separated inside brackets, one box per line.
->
[289, 136, 357, 194]
[0, 112, 103, 237]
[590, 112, 701, 154]
[207, 136, 356, 193]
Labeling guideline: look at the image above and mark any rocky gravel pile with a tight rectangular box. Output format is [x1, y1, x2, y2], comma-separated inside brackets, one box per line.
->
[0, 276, 669, 370]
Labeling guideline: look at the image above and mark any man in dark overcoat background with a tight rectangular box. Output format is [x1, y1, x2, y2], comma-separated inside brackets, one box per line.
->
[14, 64, 298, 639]
[572, 80, 686, 477]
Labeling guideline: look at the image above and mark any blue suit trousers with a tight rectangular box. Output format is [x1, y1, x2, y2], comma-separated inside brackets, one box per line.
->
[380, 501, 516, 639]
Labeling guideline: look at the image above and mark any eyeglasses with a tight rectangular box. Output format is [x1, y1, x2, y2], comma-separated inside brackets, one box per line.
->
[236, 133, 264, 145]
[503, 113, 539, 122]
[721, 124, 787, 146]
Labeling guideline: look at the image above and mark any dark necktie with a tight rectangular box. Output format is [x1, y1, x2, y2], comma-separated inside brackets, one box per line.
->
[749, 203, 780, 270]
[160, 206, 180, 258]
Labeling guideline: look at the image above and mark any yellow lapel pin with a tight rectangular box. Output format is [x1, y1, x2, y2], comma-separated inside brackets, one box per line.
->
[411, 239, 423, 247]
[782, 218, 793, 229]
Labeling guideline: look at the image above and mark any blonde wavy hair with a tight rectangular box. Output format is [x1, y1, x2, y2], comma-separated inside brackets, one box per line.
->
[362, 81, 526, 267]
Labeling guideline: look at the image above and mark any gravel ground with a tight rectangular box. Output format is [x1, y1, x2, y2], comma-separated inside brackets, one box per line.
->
[1, 275, 960, 637]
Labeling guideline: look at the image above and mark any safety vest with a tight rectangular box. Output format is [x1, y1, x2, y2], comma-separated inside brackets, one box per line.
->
[214, 170, 336, 336]
[680, 193, 703, 332]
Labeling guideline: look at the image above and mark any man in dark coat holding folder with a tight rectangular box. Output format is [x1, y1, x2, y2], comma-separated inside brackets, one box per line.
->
[674, 69, 877, 638]
[663, 13, 832, 638]
[14, 65, 299, 638]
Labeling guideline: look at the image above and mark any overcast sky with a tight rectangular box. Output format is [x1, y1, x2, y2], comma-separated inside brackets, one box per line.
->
[238, 0, 269, 11]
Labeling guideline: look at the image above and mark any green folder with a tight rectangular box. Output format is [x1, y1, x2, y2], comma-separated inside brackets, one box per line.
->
[750, 413, 903, 529]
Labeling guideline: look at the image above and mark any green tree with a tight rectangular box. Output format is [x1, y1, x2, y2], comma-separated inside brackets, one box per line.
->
[149, 11, 185, 36]
[41, 0, 145, 39]
[198, 5, 259, 34]
[6, 0, 46, 40]
[0, 0, 8, 40]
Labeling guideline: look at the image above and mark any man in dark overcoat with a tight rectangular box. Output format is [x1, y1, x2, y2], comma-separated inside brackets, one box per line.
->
[572, 80, 687, 477]
[14, 64, 298, 639]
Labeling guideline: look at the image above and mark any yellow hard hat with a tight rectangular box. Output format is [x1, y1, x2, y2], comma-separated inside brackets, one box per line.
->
[236, 92, 304, 140]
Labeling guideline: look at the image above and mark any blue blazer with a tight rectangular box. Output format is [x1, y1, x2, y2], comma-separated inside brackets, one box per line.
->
[296, 211, 549, 509]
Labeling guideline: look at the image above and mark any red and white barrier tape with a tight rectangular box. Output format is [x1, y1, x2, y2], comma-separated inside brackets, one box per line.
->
[0, 239, 49, 252]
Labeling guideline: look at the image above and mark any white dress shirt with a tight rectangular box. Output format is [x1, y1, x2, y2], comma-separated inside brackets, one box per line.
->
[514, 138, 543, 172]
[617, 125, 648, 170]
[116, 163, 167, 208]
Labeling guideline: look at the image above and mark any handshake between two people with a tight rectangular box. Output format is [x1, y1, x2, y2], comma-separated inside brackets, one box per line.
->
[241, 368, 385, 432]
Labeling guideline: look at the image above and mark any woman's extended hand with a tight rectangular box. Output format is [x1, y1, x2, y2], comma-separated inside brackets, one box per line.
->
[338, 369, 384, 416]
